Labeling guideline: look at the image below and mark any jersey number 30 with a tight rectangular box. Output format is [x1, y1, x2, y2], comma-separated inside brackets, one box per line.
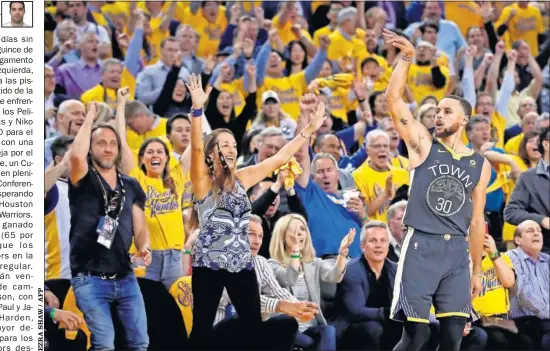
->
[436, 197, 452, 214]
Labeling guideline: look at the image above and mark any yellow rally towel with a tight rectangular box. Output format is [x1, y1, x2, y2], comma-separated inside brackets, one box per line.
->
[274, 157, 303, 189]
[169, 276, 194, 335]
[312, 73, 355, 93]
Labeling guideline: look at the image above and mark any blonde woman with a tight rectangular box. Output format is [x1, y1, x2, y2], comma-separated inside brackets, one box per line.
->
[268, 214, 355, 351]
[415, 103, 436, 132]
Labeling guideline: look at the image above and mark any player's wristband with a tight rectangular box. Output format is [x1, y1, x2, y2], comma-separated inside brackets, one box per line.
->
[50, 308, 56, 320]
[191, 107, 203, 117]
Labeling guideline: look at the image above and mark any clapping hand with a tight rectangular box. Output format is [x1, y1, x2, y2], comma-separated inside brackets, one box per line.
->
[384, 174, 396, 200]
[339, 228, 356, 257]
[185, 74, 212, 109]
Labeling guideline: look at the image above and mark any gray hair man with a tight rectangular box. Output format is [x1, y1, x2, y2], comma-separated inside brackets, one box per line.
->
[386, 200, 408, 262]
[332, 220, 401, 350]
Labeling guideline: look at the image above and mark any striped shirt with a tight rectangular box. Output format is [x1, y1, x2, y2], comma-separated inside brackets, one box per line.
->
[214, 255, 296, 325]
[507, 247, 550, 319]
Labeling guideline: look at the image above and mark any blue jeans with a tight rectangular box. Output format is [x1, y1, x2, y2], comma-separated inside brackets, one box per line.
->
[144, 249, 183, 290]
[71, 274, 149, 351]
[295, 324, 337, 351]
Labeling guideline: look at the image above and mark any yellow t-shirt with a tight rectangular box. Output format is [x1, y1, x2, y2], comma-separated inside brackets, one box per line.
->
[504, 133, 523, 156]
[313, 25, 333, 47]
[126, 117, 168, 152]
[391, 155, 410, 170]
[352, 162, 409, 222]
[327, 29, 366, 63]
[184, 6, 227, 58]
[258, 71, 307, 120]
[80, 71, 136, 109]
[272, 15, 312, 46]
[328, 87, 350, 123]
[219, 78, 247, 116]
[407, 64, 449, 104]
[444, 2, 483, 37]
[496, 3, 544, 57]
[461, 111, 506, 149]
[472, 254, 513, 316]
[129, 158, 186, 251]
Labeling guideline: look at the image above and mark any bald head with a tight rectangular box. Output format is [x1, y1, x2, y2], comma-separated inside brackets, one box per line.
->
[514, 220, 543, 255]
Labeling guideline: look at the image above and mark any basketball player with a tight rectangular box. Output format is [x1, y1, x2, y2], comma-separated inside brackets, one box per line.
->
[381, 28, 491, 351]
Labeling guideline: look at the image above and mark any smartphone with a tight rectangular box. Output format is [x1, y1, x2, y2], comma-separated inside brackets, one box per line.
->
[343, 189, 360, 203]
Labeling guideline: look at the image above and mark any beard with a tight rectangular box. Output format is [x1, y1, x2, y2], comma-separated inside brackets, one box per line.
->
[435, 122, 460, 138]
[91, 153, 116, 170]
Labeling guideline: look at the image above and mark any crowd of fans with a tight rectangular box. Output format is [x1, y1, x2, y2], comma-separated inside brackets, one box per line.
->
[43, 1, 549, 350]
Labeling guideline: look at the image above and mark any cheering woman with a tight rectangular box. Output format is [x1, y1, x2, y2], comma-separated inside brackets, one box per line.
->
[186, 74, 326, 349]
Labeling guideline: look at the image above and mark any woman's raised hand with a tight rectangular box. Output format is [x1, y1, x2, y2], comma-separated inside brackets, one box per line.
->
[185, 73, 212, 109]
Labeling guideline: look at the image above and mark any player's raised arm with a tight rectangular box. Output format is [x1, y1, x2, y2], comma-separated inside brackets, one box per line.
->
[382, 29, 432, 165]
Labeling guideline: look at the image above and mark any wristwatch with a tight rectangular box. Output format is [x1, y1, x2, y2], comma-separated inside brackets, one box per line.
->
[489, 250, 501, 261]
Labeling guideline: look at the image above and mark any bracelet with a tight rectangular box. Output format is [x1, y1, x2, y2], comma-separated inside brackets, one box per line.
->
[300, 131, 310, 139]
[401, 55, 413, 62]
[290, 254, 302, 259]
[489, 250, 500, 261]
[473, 272, 483, 278]
[50, 308, 56, 320]
[183, 249, 192, 255]
[361, 214, 369, 222]
[191, 107, 203, 117]
[358, 98, 366, 103]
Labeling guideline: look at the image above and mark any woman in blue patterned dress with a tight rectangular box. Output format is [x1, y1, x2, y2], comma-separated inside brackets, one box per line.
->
[185, 74, 326, 349]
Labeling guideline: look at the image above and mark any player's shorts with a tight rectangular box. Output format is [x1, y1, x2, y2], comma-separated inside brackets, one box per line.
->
[390, 228, 471, 323]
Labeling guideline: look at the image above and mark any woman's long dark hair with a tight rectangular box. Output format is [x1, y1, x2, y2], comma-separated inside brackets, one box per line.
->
[138, 138, 177, 196]
[518, 130, 539, 168]
[204, 128, 237, 194]
[285, 40, 308, 75]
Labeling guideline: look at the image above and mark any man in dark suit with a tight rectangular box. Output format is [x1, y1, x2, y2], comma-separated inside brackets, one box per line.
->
[332, 221, 402, 350]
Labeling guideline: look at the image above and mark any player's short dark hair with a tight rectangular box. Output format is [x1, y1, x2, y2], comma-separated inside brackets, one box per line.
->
[446, 95, 473, 120]
[360, 57, 379, 71]
[465, 115, 490, 133]
[538, 127, 549, 154]
[166, 114, 190, 135]
[51, 135, 75, 163]
[9, 1, 24, 10]
[419, 22, 439, 34]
